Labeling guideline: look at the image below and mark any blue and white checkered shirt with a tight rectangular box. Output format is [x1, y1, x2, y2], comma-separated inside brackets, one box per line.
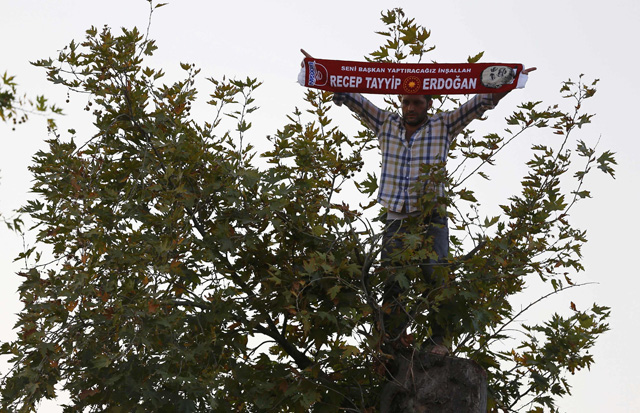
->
[335, 93, 495, 213]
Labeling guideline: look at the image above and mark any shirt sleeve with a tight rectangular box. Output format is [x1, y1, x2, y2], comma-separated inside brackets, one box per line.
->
[443, 94, 495, 139]
[334, 92, 389, 136]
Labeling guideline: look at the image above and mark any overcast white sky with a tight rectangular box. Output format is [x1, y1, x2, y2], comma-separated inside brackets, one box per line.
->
[1, 1, 638, 411]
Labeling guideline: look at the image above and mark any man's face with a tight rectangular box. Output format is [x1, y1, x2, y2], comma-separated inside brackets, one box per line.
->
[401, 95, 431, 127]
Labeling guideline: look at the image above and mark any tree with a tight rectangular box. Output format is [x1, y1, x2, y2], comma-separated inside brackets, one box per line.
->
[0, 72, 61, 131]
[1, 72, 61, 232]
[1, 6, 615, 412]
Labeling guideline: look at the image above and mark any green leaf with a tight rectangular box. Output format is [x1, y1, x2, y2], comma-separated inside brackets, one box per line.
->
[467, 51, 484, 63]
[327, 285, 341, 300]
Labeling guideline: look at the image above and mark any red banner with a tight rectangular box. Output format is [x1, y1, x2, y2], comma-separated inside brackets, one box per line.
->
[299, 58, 525, 95]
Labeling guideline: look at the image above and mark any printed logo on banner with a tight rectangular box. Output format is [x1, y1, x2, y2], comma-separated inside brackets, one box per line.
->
[402, 76, 421, 93]
[307, 61, 329, 87]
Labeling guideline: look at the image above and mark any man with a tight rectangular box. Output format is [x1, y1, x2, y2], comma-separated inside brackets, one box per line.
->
[332, 67, 535, 355]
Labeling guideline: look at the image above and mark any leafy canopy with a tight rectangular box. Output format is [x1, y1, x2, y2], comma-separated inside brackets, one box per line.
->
[1, 5, 615, 413]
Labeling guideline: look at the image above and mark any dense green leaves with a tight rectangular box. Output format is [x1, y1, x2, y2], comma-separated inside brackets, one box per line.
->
[1, 6, 615, 413]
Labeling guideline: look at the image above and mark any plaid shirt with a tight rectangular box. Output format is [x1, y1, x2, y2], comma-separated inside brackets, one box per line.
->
[335, 93, 495, 213]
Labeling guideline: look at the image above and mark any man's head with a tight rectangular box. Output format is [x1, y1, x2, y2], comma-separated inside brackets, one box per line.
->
[401, 94, 432, 127]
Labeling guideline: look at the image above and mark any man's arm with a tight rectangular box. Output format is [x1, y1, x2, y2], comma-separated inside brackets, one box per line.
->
[444, 94, 497, 138]
[334, 92, 389, 136]
[442, 66, 536, 140]
[300, 50, 389, 134]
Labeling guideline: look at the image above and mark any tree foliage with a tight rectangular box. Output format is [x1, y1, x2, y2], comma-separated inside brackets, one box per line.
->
[0, 72, 61, 131]
[1, 71, 61, 229]
[1, 6, 616, 412]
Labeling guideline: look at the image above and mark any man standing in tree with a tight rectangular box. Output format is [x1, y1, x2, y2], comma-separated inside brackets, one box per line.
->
[300, 49, 534, 355]
[331, 64, 535, 356]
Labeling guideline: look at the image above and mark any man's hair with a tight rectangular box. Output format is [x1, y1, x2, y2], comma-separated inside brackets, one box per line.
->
[400, 94, 432, 103]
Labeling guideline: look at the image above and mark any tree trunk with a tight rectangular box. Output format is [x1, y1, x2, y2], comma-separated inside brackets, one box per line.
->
[380, 350, 487, 413]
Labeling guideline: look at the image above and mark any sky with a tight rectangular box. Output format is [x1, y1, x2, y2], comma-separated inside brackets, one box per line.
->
[1, 0, 638, 411]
